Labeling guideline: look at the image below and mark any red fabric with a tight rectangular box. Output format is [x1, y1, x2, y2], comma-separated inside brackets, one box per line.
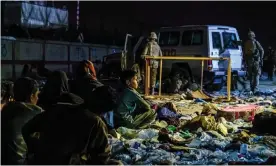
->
[151, 104, 158, 111]
[87, 60, 97, 80]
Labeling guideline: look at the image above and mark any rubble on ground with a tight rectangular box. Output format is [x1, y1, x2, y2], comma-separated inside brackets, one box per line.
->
[110, 89, 276, 165]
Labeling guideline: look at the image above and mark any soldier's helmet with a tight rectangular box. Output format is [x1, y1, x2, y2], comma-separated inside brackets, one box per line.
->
[149, 32, 158, 40]
[248, 30, 256, 38]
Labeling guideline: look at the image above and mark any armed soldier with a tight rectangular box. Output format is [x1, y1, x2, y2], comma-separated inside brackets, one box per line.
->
[244, 30, 264, 93]
[141, 32, 163, 95]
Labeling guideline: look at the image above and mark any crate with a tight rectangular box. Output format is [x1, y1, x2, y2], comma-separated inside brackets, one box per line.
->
[217, 104, 259, 122]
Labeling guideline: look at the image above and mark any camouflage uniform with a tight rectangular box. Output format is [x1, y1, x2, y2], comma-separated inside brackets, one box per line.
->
[141, 32, 163, 95]
[244, 30, 264, 93]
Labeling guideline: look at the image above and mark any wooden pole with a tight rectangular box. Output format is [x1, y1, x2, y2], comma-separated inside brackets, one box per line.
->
[147, 64, 151, 94]
[201, 60, 204, 92]
[227, 59, 232, 101]
[144, 59, 149, 95]
[159, 59, 163, 96]
[143, 56, 229, 61]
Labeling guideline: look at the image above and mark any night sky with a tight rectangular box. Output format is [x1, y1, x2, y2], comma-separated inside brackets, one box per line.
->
[71, 1, 276, 48]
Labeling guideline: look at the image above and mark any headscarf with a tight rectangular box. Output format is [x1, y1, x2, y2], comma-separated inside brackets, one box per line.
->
[38, 71, 69, 107]
[75, 60, 97, 80]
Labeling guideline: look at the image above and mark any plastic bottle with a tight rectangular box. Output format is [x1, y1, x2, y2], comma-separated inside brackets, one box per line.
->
[240, 144, 248, 155]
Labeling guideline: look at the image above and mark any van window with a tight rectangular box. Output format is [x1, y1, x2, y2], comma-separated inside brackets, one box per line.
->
[159, 31, 180, 46]
[182, 30, 203, 46]
[222, 32, 238, 49]
[212, 32, 222, 49]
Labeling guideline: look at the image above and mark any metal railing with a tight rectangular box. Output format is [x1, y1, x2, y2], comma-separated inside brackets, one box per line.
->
[144, 56, 232, 101]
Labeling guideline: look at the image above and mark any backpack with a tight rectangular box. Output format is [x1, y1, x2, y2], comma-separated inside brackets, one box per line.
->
[244, 40, 256, 56]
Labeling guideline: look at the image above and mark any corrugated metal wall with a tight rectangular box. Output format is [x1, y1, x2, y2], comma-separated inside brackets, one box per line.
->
[1, 38, 122, 79]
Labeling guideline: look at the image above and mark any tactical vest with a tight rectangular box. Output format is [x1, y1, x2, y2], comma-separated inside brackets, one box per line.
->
[146, 41, 161, 69]
[244, 40, 256, 56]
[244, 39, 260, 62]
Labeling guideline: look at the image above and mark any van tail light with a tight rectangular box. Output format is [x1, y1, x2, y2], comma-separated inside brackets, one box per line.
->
[207, 60, 213, 71]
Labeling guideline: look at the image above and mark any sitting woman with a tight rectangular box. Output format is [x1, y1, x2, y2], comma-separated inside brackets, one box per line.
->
[114, 70, 156, 129]
[71, 60, 104, 101]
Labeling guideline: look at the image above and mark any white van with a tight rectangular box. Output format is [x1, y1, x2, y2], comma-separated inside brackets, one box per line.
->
[157, 25, 246, 85]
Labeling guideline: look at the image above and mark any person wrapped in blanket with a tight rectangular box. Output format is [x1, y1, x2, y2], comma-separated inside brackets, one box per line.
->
[70, 60, 115, 130]
[114, 70, 157, 129]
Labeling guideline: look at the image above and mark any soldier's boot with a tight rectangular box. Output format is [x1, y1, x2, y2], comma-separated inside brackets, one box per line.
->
[252, 87, 259, 95]
[151, 87, 155, 95]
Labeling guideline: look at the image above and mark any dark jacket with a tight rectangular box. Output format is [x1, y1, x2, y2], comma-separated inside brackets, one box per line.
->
[72, 74, 104, 103]
[22, 93, 112, 165]
[1, 102, 43, 164]
[38, 71, 70, 110]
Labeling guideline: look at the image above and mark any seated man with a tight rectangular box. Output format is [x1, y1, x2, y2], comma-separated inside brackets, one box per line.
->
[115, 70, 156, 129]
[1, 77, 43, 164]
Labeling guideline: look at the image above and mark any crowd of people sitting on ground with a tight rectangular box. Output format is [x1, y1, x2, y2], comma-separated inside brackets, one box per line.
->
[1, 59, 165, 165]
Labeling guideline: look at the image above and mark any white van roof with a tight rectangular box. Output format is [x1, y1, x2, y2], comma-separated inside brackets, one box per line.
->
[160, 25, 237, 31]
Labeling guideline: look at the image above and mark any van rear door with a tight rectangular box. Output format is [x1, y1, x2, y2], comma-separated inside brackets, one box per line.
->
[209, 30, 223, 70]
[220, 31, 243, 71]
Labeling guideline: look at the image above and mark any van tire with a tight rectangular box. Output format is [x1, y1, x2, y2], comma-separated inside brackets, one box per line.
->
[204, 76, 224, 91]
[170, 63, 193, 82]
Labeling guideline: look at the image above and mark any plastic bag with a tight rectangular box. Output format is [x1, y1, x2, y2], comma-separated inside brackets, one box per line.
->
[248, 145, 276, 158]
[201, 116, 217, 130]
[210, 150, 228, 160]
[137, 129, 159, 140]
[114, 154, 132, 164]
[187, 138, 201, 148]
[109, 138, 125, 154]
[125, 139, 144, 148]
[117, 127, 139, 139]
[217, 123, 228, 136]
[150, 120, 168, 129]
[206, 130, 225, 140]
[179, 130, 192, 139]
[190, 149, 212, 160]
[167, 125, 177, 133]
[200, 132, 212, 142]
